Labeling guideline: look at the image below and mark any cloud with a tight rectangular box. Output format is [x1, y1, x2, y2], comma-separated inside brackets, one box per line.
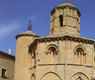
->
[0, 21, 22, 39]
[31, 13, 41, 22]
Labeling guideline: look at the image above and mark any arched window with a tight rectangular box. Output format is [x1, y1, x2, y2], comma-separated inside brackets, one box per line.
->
[59, 15, 63, 26]
[46, 44, 58, 64]
[48, 47, 57, 55]
[74, 45, 86, 64]
[75, 48, 85, 56]
[46, 44, 58, 55]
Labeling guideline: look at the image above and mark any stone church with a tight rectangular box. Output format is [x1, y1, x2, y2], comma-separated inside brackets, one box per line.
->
[14, 2, 95, 80]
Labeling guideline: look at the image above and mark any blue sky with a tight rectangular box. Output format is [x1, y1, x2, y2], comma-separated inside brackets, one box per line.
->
[0, 0, 95, 56]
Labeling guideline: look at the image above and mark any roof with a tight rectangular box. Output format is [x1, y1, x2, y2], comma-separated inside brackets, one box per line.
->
[51, 3, 81, 16]
[0, 51, 15, 59]
[57, 3, 75, 7]
[16, 30, 39, 39]
[20, 30, 37, 35]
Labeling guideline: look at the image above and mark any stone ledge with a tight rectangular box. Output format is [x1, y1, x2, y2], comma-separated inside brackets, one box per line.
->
[37, 63, 93, 68]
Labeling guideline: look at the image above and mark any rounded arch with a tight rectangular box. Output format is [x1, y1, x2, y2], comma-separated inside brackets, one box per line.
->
[40, 71, 62, 80]
[73, 45, 87, 64]
[46, 44, 58, 51]
[70, 72, 89, 80]
[74, 45, 87, 54]
[46, 44, 59, 55]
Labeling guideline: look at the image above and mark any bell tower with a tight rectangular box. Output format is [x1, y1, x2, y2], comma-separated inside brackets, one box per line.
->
[50, 3, 81, 36]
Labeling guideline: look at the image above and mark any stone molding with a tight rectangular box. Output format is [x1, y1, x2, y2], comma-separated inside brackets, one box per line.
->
[29, 35, 95, 53]
[38, 63, 93, 68]
[70, 72, 89, 80]
[51, 4, 81, 17]
[16, 34, 38, 39]
[73, 44, 87, 55]
[40, 71, 62, 80]
[37, 35, 94, 44]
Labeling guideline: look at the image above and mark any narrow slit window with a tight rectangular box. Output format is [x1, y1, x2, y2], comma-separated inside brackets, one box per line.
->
[59, 15, 63, 26]
[94, 44, 95, 51]
[1, 68, 7, 78]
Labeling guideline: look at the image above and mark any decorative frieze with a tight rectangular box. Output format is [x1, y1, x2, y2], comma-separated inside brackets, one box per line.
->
[29, 35, 95, 53]
[37, 35, 94, 44]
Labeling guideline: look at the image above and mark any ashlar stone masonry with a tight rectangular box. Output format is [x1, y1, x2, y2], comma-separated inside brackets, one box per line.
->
[14, 3, 95, 80]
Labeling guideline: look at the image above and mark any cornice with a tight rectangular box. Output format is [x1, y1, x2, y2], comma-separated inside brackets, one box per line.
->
[29, 35, 95, 53]
[51, 5, 81, 17]
[16, 34, 38, 39]
[37, 35, 94, 44]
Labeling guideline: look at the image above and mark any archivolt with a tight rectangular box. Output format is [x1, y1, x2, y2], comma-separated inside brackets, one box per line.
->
[46, 44, 58, 51]
[70, 72, 89, 80]
[40, 71, 62, 80]
[73, 45, 87, 54]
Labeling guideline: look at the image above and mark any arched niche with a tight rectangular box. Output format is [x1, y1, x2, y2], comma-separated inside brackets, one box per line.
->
[40, 72, 61, 80]
[70, 72, 89, 80]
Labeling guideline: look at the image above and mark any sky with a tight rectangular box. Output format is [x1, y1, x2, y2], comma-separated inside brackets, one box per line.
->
[0, 0, 95, 56]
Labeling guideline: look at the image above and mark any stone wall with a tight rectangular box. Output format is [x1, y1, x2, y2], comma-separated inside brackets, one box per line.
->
[35, 37, 94, 80]
[0, 52, 15, 80]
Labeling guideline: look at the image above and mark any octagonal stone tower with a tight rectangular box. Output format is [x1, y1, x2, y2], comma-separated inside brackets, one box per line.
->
[50, 3, 81, 36]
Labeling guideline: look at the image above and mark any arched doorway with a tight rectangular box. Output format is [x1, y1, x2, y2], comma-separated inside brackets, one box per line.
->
[40, 72, 61, 80]
[70, 72, 89, 80]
